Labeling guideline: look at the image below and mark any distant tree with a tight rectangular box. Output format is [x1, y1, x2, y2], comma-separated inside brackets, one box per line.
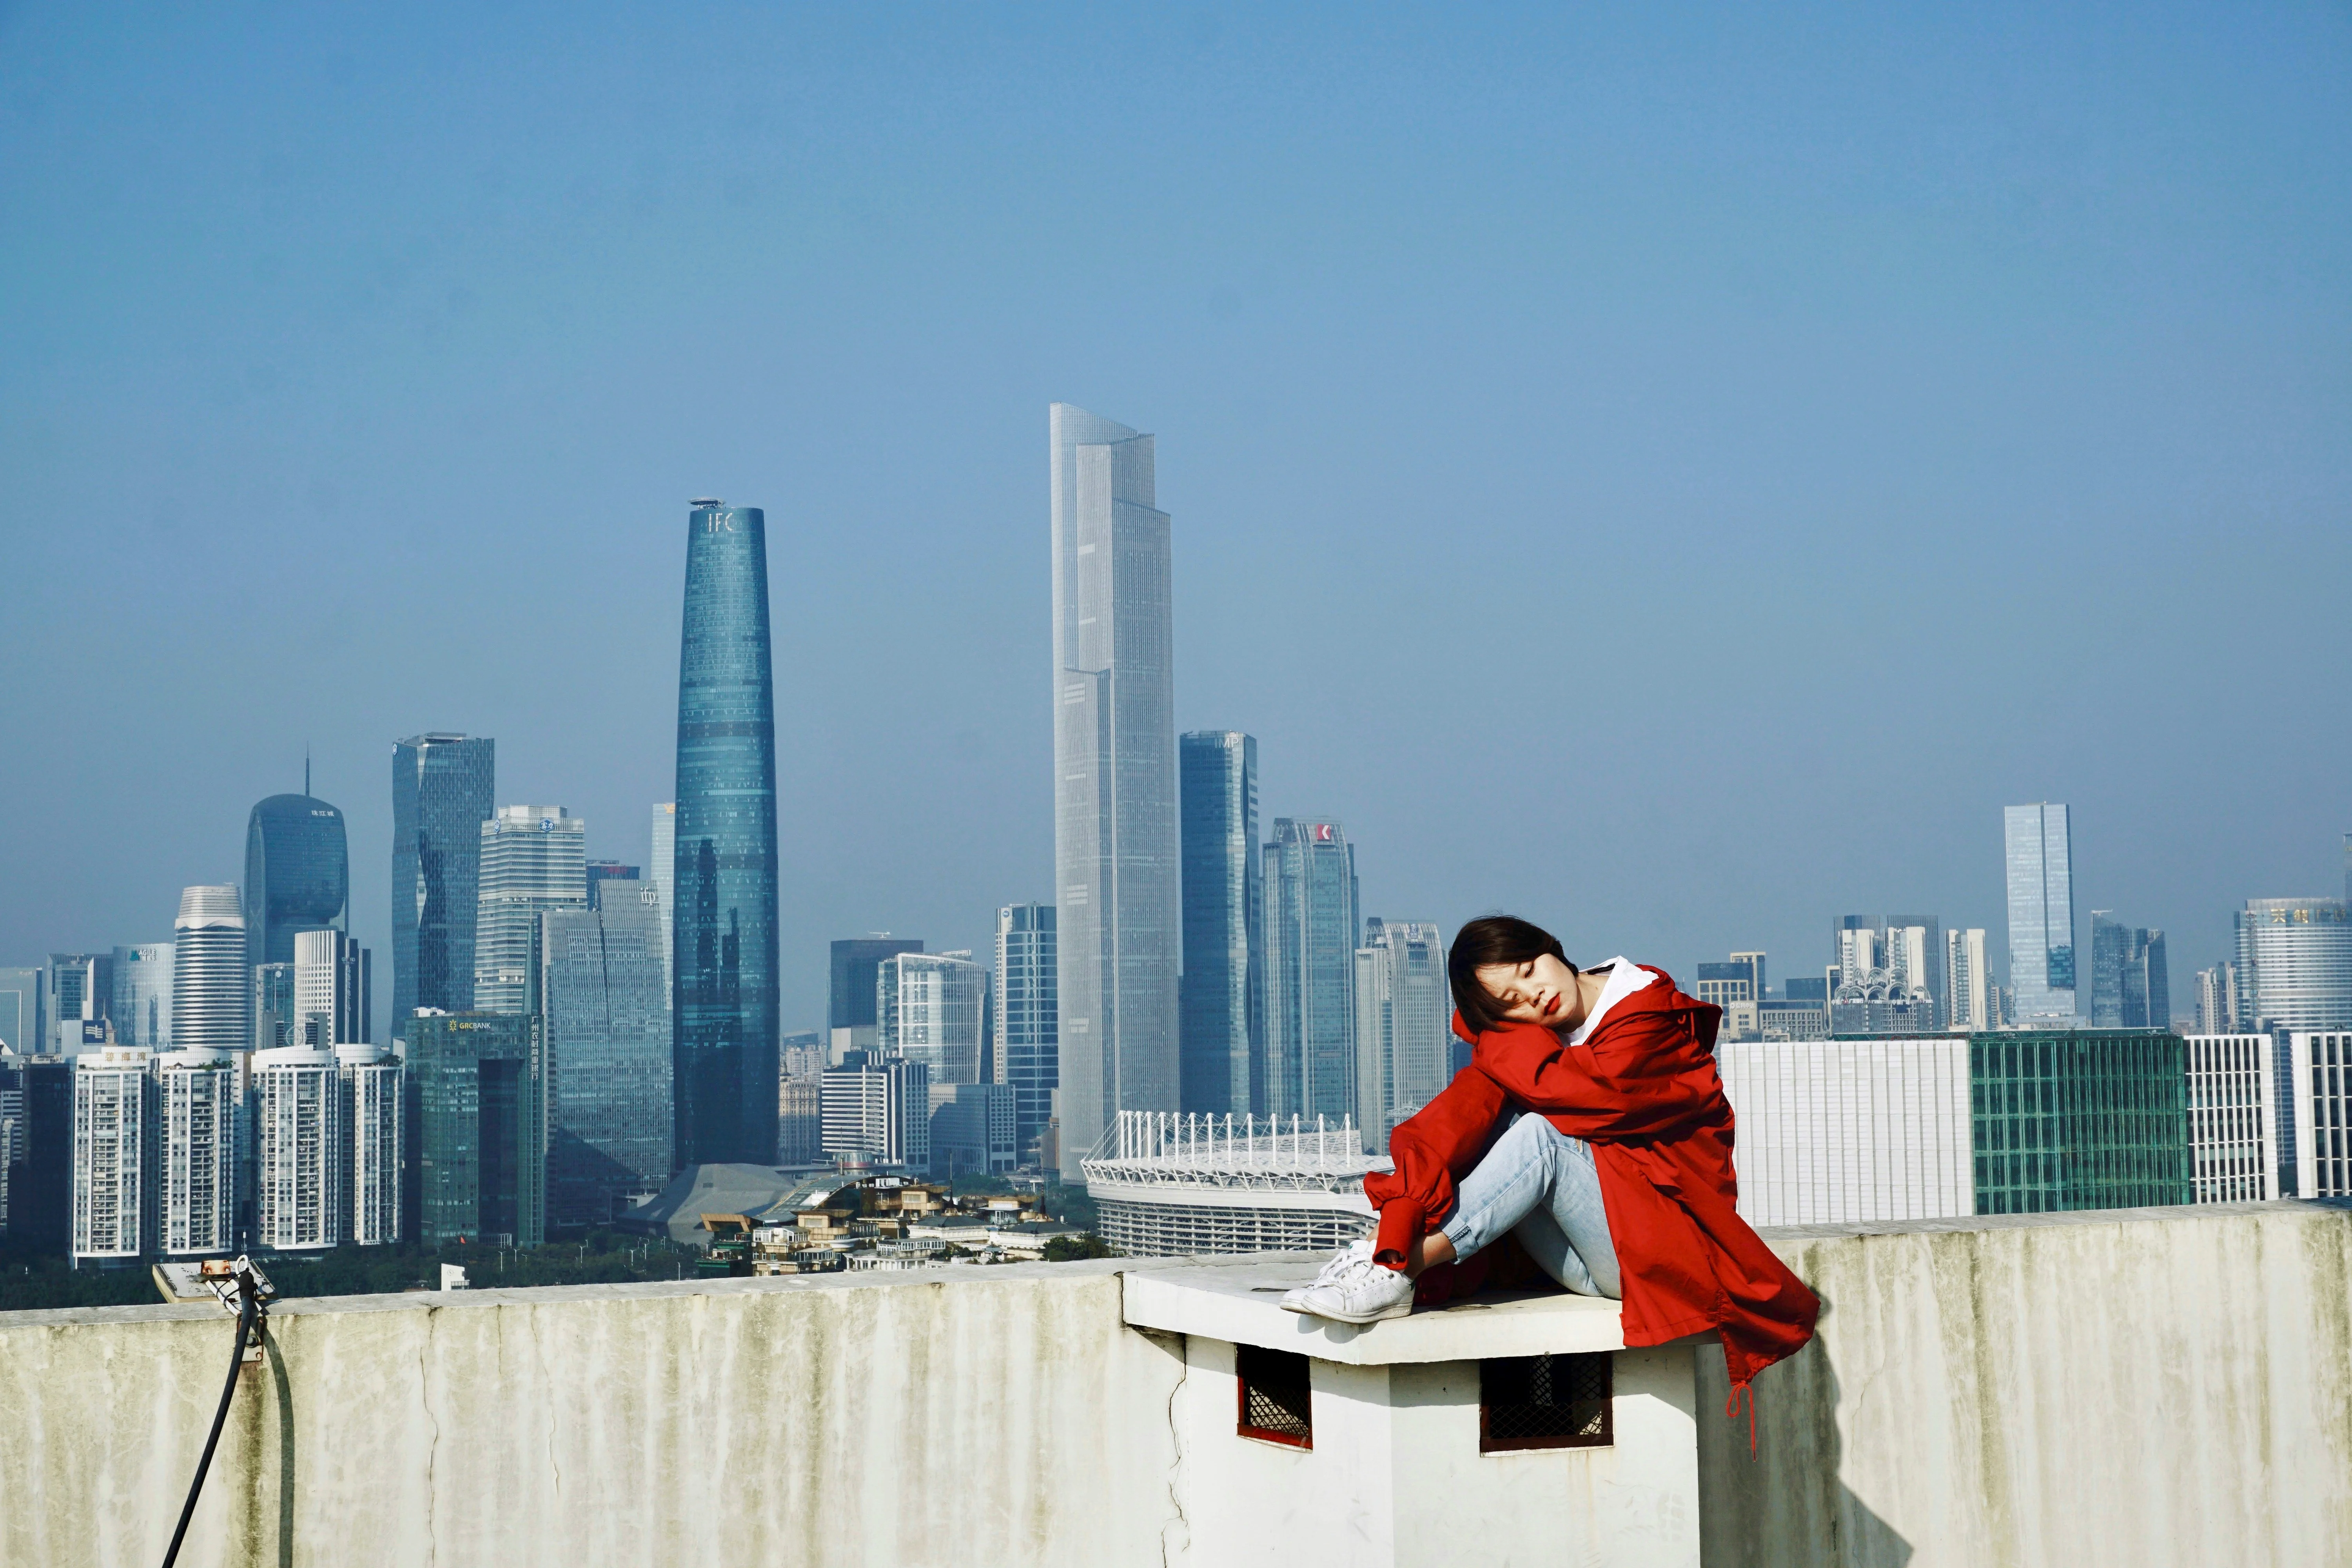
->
[1041, 1233, 1116, 1262]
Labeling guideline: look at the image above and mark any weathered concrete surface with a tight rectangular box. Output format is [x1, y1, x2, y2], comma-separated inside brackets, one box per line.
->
[0, 1260, 1181, 1568]
[1695, 1200, 2352, 1568]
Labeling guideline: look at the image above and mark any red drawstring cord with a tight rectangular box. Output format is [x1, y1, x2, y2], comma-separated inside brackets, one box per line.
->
[1724, 1380, 1757, 1454]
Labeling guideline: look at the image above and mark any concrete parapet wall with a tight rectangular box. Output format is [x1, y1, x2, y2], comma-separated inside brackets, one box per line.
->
[0, 1261, 1182, 1568]
[1697, 1200, 2352, 1568]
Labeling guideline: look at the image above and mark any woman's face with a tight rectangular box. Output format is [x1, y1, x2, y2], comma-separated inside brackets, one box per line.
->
[1473, 953, 1580, 1026]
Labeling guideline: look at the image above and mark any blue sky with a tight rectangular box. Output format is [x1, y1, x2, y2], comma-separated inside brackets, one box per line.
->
[3, 4, 2347, 1033]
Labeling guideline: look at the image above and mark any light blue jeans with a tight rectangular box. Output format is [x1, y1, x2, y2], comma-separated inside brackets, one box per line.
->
[1438, 1112, 1621, 1299]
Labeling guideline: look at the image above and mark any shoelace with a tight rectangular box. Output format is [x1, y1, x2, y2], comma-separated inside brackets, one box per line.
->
[1308, 1241, 1372, 1287]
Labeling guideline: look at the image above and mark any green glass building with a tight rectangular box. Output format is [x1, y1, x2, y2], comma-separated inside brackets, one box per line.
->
[407, 1011, 544, 1247]
[1971, 1029, 2191, 1214]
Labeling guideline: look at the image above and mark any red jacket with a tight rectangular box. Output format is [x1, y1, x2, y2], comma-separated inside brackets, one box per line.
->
[1361, 967, 1818, 1392]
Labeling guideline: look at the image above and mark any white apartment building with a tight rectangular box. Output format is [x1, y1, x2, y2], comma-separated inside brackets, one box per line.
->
[72, 1044, 155, 1262]
[2182, 1034, 2274, 1203]
[877, 951, 988, 1086]
[820, 1056, 929, 1171]
[254, 1046, 343, 1251]
[1945, 928, 1991, 1031]
[339, 1044, 402, 1246]
[157, 1048, 240, 1258]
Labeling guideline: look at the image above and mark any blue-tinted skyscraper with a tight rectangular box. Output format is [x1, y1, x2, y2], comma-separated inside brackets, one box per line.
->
[392, 735, 495, 1031]
[541, 882, 673, 1225]
[1179, 731, 1260, 1115]
[2004, 803, 2078, 1022]
[1263, 818, 1360, 1122]
[244, 789, 350, 968]
[673, 499, 780, 1167]
[995, 904, 1056, 1160]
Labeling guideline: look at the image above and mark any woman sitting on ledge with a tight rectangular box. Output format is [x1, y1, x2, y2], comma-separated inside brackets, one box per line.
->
[1283, 915, 1820, 1399]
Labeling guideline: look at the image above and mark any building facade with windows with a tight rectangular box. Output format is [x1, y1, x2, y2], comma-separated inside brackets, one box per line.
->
[877, 950, 988, 1087]
[1049, 405, 1179, 1181]
[673, 500, 783, 1170]
[294, 929, 371, 1047]
[253, 1046, 342, 1252]
[156, 1049, 238, 1258]
[1179, 730, 1261, 1116]
[244, 790, 350, 969]
[339, 1044, 402, 1246]
[171, 887, 249, 1056]
[109, 945, 173, 1051]
[1354, 920, 1448, 1153]
[2182, 1034, 2274, 1204]
[820, 1054, 929, 1171]
[45, 953, 113, 1054]
[71, 1044, 154, 1263]
[473, 806, 586, 1015]
[539, 887, 673, 1226]
[392, 733, 495, 1027]
[1945, 928, 1990, 1032]
[407, 1011, 543, 1247]
[1263, 819, 1359, 1125]
[2090, 914, 2171, 1030]
[994, 904, 1056, 1161]
[2235, 898, 2352, 1031]
[2004, 803, 2079, 1021]
[2287, 1031, 2352, 1201]
[928, 1081, 1017, 1176]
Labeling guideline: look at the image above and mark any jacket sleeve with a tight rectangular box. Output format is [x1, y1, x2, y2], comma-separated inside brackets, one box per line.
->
[1362, 1064, 1506, 1261]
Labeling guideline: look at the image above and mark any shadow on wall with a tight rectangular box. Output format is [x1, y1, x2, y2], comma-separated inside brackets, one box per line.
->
[1695, 1293, 1913, 1568]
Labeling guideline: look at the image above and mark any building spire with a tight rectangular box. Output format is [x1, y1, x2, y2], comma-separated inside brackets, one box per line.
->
[305, 748, 311, 797]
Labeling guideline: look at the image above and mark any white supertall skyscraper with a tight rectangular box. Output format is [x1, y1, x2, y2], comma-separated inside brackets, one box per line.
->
[474, 806, 587, 1014]
[2004, 804, 2079, 1022]
[171, 885, 250, 1054]
[1049, 403, 1178, 1180]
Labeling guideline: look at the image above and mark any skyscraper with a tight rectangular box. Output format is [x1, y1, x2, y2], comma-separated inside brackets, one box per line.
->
[473, 806, 588, 1014]
[2091, 914, 2171, 1029]
[829, 937, 924, 1060]
[2234, 898, 2352, 1030]
[252, 1046, 342, 1252]
[392, 734, 495, 1031]
[171, 886, 249, 1054]
[1049, 404, 1179, 1179]
[109, 944, 173, 1050]
[1263, 819, 1360, 1123]
[1179, 731, 1261, 1116]
[408, 1011, 543, 1247]
[294, 929, 371, 1046]
[43, 954, 111, 1053]
[0, 967, 41, 1056]
[2195, 964, 2243, 1034]
[243, 788, 349, 968]
[673, 499, 781, 1169]
[338, 1044, 402, 1247]
[1945, 928, 1991, 1031]
[1887, 916, 1946, 1027]
[1354, 919, 1449, 1153]
[877, 951, 988, 1085]
[2004, 803, 2078, 1021]
[995, 904, 1057, 1161]
[650, 802, 676, 995]
[71, 1044, 154, 1263]
[540, 883, 673, 1225]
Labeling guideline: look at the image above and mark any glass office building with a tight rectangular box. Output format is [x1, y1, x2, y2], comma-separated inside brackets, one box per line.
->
[1969, 1030, 2190, 1214]
[2234, 898, 2352, 1030]
[673, 500, 780, 1167]
[244, 791, 350, 968]
[406, 1011, 543, 1247]
[541, 884, 673, 1226]
[1049, 405, 1179, 1179]
[829, 936, 925, 1045]
[2004, 803, 2079, 1021]
[392, 734, 495, 1029]
[110, 944, 173, 1050]
[473, 805, 587, 1014]
[877, 950, 989, 1086]
[2090, 914, 2171, 1029]
[1179, 731, 1261, 1116]
[1263, 819, 1360, 1123]
[994, 904, 1057, 1159]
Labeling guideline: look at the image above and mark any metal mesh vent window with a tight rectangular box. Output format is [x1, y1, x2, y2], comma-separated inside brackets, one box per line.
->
[1235, 1344, 1313, 1448]
[1479, 1352, 1612, 1452]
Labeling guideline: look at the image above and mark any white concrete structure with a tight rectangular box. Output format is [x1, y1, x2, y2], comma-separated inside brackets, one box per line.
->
[1715, 1037, 1974, 1226]
[2183, 1033, 2274, 1203]
[3, 1203, 2348, 1568]
[155, 1048, 238, 1257]
[1944, 926, 1989, 1031]
[2287, 1030, 2352, 1200]
[820, 1054, 928, 1169]
[339, 1044, 402, 1246]
[170, 884, 249, 1054]
[1082, 1109, 1381, 1255]
[1353, 919, 1448, 1153]
[877, 949, 988, 1085]
[70, 1044, 154, 1262]
[473, 805, 587, 1014]
[253, 1045, 342, 1251]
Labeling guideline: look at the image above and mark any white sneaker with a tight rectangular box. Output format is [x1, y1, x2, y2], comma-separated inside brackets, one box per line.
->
[1282, 1247, 1415, 1324]
[1279, 1237, 1373, 1312]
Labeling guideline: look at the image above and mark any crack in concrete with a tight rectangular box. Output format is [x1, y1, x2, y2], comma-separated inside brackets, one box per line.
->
[418, 1308, 441, 1568]
[1161, 1332, 1189, 1568]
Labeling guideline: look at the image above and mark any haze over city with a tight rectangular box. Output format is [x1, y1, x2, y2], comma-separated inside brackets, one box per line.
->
[5, 5, 2348, 1041]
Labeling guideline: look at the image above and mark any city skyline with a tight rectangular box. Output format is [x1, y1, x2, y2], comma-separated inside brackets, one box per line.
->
[7, 11, 2352, 1047]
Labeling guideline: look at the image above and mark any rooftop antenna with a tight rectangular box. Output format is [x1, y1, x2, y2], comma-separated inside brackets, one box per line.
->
[305, 748, 311, 797]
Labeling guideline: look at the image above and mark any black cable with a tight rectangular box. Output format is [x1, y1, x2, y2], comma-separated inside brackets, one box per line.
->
[160, 1279, 255, 1568]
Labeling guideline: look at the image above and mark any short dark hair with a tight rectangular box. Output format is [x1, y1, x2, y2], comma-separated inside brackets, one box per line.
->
[1448, 915, 1575, 1036]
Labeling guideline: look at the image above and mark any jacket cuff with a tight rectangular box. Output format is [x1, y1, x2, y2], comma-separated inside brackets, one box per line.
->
[1374, 1200, 1425, 1267]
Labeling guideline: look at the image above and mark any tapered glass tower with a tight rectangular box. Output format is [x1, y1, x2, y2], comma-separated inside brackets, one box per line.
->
[1050, 405, 1178, 1180]
[245, 790, 349, 968]
[673, 499, 780, 1167]
[1179, 731, 1259, 1115]
[392, 734, 495, 1031]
